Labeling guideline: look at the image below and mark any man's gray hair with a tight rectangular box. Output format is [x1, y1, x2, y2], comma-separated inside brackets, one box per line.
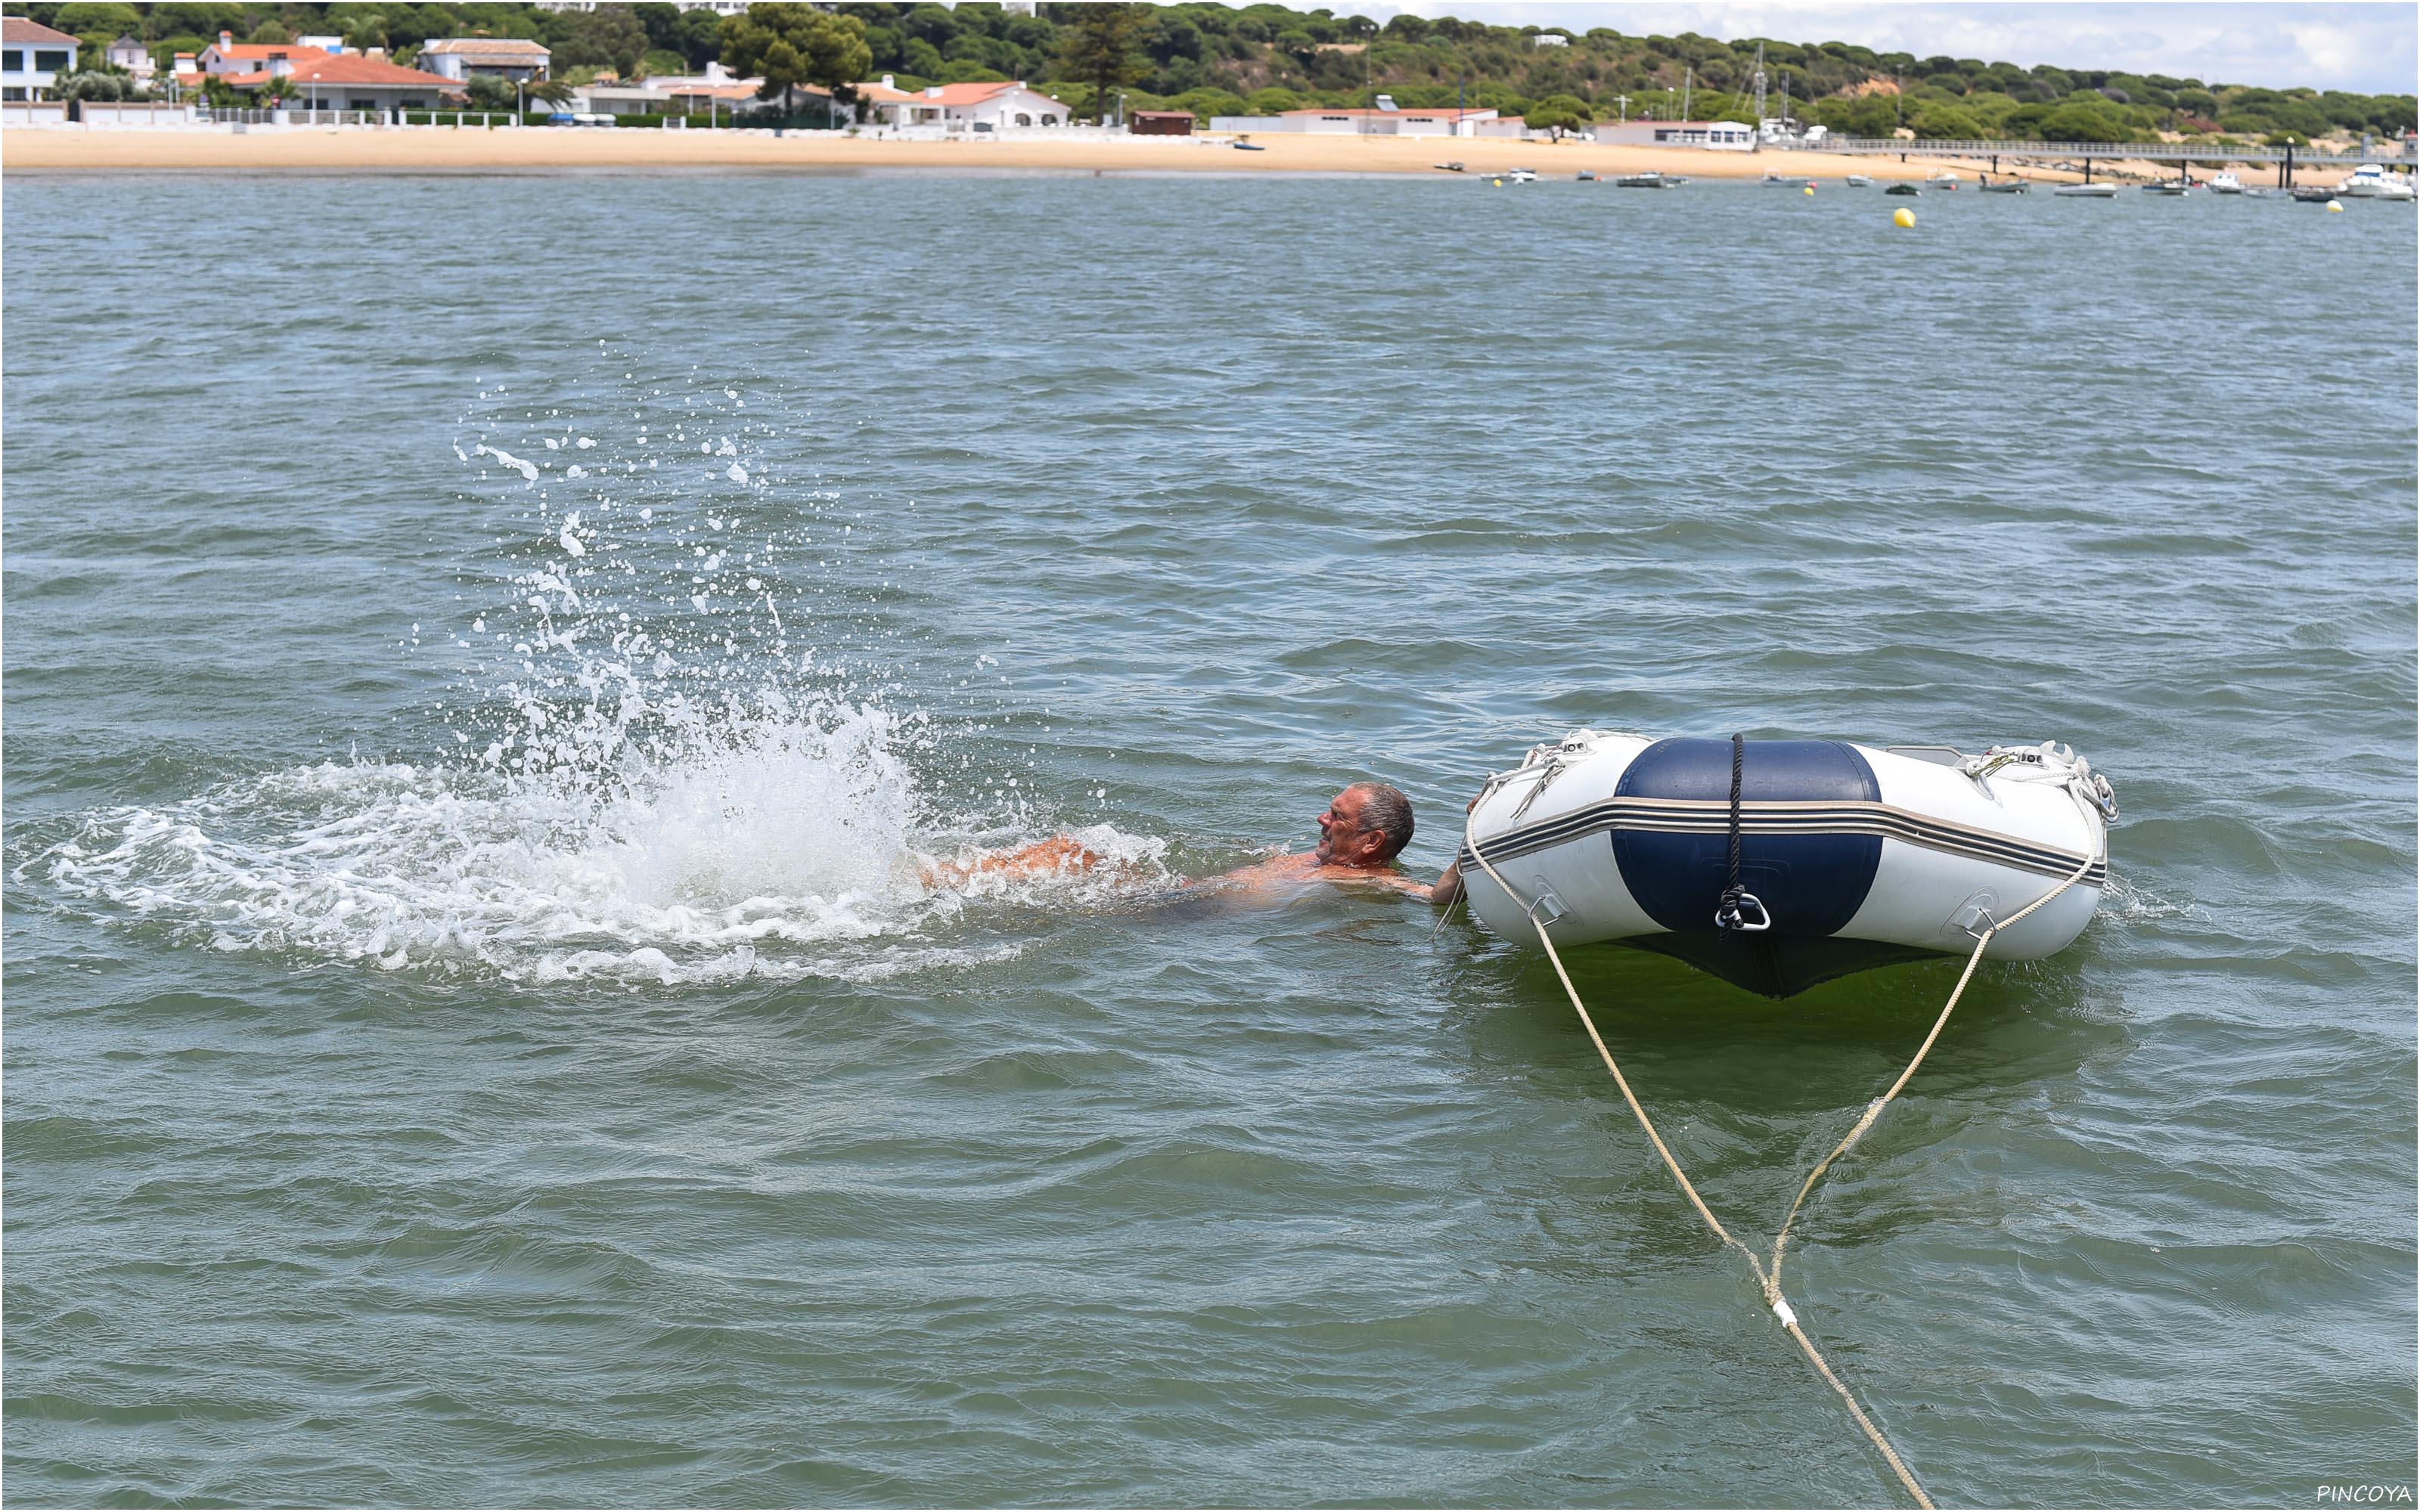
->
[1351, 782, 1415, 861]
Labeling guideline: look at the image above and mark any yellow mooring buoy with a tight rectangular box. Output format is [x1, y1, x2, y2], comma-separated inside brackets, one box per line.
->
[2327, 200, 2346, 213]
[1892, 206, 1916, 228]
[1804, 184, 1815, 196]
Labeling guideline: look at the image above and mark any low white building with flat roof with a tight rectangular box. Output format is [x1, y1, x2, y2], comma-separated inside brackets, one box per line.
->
[1210, 105, 1505, 138]
[1593, 119, 1756, 150]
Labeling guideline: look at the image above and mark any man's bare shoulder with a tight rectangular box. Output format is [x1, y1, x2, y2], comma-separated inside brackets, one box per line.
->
[1218, 853, 1428, 897]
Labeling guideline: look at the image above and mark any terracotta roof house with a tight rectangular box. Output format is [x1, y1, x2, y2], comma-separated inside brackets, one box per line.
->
[197, 31, 344, 76]
[858, 75, 1069, 131]
[278, 53, 464, 110]
[2, 17, 80, 101]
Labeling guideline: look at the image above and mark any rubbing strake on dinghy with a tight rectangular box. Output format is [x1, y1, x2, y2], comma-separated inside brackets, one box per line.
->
[1457, 732, 2118, 996]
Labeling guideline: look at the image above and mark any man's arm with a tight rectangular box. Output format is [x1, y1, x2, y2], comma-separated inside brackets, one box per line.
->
[1427, 789, 1485, 906]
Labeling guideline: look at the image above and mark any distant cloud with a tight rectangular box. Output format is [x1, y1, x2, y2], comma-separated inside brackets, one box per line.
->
[1364, 3, 2420, 94]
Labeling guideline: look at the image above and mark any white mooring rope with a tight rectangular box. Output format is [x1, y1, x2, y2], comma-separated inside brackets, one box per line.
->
[1457, 785, 2105, 1510]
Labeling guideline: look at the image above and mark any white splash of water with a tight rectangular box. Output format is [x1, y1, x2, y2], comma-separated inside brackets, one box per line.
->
[26, 372, 1165, 986]
[2099, 872, 2209, 925]
[40, 704, 928, 984]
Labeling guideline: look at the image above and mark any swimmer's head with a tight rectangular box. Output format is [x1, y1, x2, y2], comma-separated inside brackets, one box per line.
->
[1314, 782, 1415, 867]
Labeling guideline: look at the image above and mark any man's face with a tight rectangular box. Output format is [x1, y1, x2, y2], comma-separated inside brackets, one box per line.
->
[1314, 786, 1373, 865]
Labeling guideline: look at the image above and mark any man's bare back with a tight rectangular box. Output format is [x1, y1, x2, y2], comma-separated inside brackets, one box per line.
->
[920, 782, 1459, 903]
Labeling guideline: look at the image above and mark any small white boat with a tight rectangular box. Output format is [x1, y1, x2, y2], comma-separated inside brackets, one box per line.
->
[2208, 172, 2245, 194]
[1926, 169, 1961, 190]
[2141, 176, 2192, 195]
[1505, 167, 1537, 184]
[1844, 174, 1873, 187]
[2054, 182, 2120, 197]
[1457, 731, 2118, 996]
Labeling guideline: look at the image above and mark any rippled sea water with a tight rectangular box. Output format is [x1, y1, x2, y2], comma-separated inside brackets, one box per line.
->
[5, 170, 2414, 1507]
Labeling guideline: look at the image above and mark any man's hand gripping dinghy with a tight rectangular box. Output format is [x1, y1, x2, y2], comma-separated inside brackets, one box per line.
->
[1458, 732, 2119, 996]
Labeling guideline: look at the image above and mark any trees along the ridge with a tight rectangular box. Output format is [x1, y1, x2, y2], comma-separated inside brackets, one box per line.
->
[720, 2, 870, 120]
[1059, 3, 1146, 125]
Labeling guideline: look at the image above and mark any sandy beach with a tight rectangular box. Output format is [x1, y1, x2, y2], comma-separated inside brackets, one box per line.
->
[5, 124, 2145, 181]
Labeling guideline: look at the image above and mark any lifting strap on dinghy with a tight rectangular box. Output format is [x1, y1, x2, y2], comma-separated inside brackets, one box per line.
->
[1714, 733, 1772, 933]
[1458, 774, 2106, 1509]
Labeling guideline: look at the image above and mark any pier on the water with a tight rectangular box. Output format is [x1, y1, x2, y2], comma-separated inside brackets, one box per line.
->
[1797, 135, 2419, 186]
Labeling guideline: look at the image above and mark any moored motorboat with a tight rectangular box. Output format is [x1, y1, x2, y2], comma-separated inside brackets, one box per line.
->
[2209, 172, 2245, 194]
[1614, 171, 1674, 187]
[1844, 173, 1874, 187]
[2338, 163, 2418, 201]
[2053, 182, 2119, 197]
[1456, 731, 2118, 996]
[1883, 181, 1920, 197]
[1979, 178, 2028, 193]
[1505, 166, 1538, 184]
[2291, 184, 2338, 203]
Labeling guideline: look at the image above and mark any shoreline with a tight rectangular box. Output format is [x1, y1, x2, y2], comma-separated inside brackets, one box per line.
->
[1, 127, 2162, 181]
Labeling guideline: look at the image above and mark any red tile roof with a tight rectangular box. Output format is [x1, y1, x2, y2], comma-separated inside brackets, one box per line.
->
[871, 80, 1044, 107]
[2, 17, 79, 45]
[923, 81, 1021, 105]
[284, 53, 460, 88]
[206, 42, 325, 61]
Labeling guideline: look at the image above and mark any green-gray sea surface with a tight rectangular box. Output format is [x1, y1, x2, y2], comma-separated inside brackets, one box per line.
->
[5, 171, 2414, 1508]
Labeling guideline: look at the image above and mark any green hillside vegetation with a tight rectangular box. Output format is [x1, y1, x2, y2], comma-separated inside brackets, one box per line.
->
[14, 0, 2414, 144]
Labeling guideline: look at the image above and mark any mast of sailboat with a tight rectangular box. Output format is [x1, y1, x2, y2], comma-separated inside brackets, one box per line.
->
[1750, 42, 1766, 129]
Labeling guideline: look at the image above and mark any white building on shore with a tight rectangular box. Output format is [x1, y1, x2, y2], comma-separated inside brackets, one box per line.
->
[1590, 119, 1756, 149]
[858, 76, 1068, 131]
[2, 17, 79, 101]
[1209, 104, 1514, 138]
[278, 52, 462, 111]
[417, 39, 552, 83]
[104, 35, 156, 88]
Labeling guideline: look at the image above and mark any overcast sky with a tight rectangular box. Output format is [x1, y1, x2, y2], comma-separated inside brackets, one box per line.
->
[1364, 4, 2419, 95]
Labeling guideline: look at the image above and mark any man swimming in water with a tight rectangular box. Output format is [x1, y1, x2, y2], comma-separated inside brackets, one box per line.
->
[924, 781, 1467, 903]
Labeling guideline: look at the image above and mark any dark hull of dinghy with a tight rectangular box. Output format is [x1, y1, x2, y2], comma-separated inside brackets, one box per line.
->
[1621, 930, 1939, 998]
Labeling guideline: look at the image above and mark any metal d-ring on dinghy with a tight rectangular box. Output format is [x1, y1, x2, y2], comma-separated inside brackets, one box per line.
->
[1457, 730, 2118, 996]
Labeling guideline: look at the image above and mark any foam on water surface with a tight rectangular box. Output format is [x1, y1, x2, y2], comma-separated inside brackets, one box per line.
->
[24, 373, 1168, 986]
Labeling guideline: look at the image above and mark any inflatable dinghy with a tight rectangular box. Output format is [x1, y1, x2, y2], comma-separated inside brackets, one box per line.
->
[1457, 732, 2118, 996]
